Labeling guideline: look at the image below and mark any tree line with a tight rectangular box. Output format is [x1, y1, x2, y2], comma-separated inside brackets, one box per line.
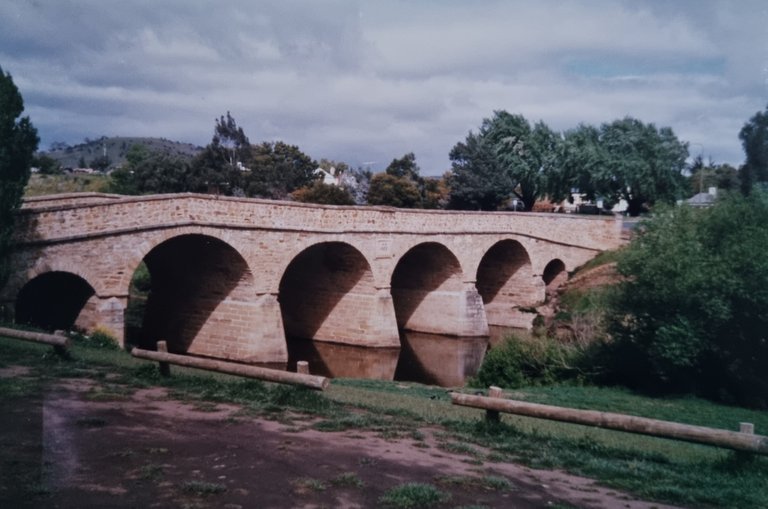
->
[4, 65, 768, 406]
[105, 105, 768, 217]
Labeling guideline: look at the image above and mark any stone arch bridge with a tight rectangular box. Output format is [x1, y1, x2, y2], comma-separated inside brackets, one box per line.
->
[1, 193, 621, 379]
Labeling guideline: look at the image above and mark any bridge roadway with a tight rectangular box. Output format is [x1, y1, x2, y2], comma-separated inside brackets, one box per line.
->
[1, 193, 621, 380]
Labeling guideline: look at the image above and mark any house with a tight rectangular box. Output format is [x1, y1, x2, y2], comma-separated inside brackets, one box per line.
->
[314, 166, 340, 186]
[686, 187, 718, 208]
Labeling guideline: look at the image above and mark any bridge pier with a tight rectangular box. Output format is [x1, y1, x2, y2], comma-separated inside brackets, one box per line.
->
[75, 295, 127, 343]
[392, 283, 489, 337]
[482, 274, 546, 330]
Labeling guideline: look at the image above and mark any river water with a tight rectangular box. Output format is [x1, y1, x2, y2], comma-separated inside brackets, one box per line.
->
[287, 326, 517, 387]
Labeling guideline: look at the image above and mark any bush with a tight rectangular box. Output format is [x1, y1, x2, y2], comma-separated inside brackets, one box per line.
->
[471, 334, 586, 389]
[604, 191, 768, 407]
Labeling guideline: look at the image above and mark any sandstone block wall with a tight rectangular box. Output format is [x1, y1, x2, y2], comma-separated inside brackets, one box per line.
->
[1, 193, 623, 365]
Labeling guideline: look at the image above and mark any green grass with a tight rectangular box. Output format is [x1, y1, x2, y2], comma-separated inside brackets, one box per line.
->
[379, 482, 450, 508]
[573, 248, 622, 273]
[1, 333, 767, 508]
[435, 474, 514, 492]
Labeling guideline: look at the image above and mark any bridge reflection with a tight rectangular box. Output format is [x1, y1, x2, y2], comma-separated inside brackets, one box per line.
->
[287, 330, 490, 387]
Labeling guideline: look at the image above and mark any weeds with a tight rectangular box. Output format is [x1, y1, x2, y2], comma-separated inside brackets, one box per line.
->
[138, 463, 164, 481]
[435, 474, 514, 492]
[180, 480, 226, 496]
[331, 472, 364, 488]
[379, 482, 450, 508]
[293, 477, 327, 492]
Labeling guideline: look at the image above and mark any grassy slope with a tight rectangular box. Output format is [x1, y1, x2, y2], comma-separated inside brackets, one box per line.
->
[42, 136, 201, 169]
[1, 335, 766, 508]
[24, 173, 111, 197]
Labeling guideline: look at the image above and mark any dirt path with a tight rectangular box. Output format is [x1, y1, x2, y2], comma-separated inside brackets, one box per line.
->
[0, 372, 684, 509]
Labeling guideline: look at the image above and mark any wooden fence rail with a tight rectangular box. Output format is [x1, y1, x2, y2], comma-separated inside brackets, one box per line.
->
[451, 388, 768, 455]
[0, 326, 70, 350]
[131, 345, 329, 391]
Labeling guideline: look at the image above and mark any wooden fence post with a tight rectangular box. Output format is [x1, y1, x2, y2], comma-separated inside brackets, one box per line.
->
[53, 330, 69, 357]
[741, 422, 755, 434]
[156, 340, 171, 377]
[486, 386, 503, 423]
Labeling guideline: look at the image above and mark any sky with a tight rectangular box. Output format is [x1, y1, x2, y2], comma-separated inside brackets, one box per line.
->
[1, 0, 766, 175]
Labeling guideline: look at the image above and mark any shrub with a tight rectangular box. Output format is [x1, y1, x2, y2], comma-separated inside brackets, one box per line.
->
[70, 326, 120, 349]
[471, 334, 586, 389]
[604, 191, 768, 407]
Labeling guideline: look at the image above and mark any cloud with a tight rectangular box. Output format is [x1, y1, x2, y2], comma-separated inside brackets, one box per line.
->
[1, 0, 765, 173]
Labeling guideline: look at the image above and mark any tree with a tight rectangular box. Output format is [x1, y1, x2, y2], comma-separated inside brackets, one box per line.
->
[449, 111, 562, 211]
[385, 152, 420, 181]
[367, 173, 421, 208]
[739, 104, 768, 194]
[0, 67, 39, 287]
[687, 156, 740, 194]
[109, 145, 193, 195]
[590, 118, 688, 216]
[190, 112, 252, 195]
[486, 112, 562, 211]
[422, 174, 450, 209]
[367, 152, 425, 208]
[559, 124, 605, 205]
[90, 154, 111, 172]
[31, 154, 62, 175]
[245, 141, 317, 199]
[290, 181, 355, 205]
[448, 128, 513, 210]
[605, 191, 768, 407]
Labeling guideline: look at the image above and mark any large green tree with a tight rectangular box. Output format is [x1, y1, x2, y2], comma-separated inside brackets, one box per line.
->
[449, 111, 562, 211]
[190, 112, 252, 195]
[0, 67, 38, 287]
[590, 118, 687, 216]
[559, 124, 605, 204]
[605, 192, 768, 407]
[367, 173, 422, 208]
[448, 129, 511, 210]
[109, 145, 194, 195]
[486, 111, 562, 211]
[739, 104, 768, 194]
[367, 152, 426, 208]
[244, 141, 317, 199]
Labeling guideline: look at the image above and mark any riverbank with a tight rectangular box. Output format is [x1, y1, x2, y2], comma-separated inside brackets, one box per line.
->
[1, 336, 766, 508]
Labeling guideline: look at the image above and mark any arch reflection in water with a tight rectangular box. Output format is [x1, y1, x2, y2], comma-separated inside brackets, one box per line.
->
[287, 331, 488, 387]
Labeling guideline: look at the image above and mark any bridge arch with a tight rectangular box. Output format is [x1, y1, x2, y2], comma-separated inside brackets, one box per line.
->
[476, 239, 543, 328]
[542, 258, 567, 299]
[119, 227, 253, 297]
[390, 242, 481, 335]
[279, 241, 380, 345]
[128, 233, 264, 361]
[15, 271, 96, 331]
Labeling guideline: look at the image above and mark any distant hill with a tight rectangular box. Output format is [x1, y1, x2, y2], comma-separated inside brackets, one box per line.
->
[42, 136, 203, 170]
